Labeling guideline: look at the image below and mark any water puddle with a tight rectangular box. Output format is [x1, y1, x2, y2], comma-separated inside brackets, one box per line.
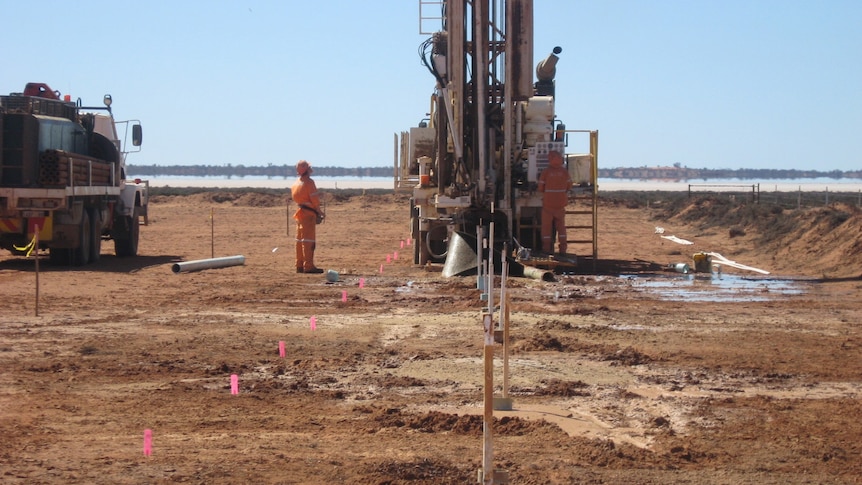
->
[622, 273, 810, 302]
[394, 281, 416, 293]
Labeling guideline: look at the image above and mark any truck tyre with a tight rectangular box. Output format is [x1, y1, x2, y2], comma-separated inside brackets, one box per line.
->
[417, 230, 429, 265]
[71, 210, 92, 266]
[89, 208, 102, 263]
[114, 207, 140, 257]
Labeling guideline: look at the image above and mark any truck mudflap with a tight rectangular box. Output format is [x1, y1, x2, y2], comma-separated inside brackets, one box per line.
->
[0, 215, 52, 252]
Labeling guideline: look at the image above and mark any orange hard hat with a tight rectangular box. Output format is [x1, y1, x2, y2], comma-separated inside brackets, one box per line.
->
[296, 160, 312, 175]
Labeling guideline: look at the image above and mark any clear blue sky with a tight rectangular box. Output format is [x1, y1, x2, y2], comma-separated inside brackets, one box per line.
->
[3, 1, 859, 171]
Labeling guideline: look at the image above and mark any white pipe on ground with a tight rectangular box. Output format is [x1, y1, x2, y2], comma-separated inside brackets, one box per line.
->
[171, 255, 245, 273]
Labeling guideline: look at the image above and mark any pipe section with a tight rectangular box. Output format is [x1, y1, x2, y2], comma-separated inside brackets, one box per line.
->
[521, 265, 555, 282]
[172, 255, 245, 273]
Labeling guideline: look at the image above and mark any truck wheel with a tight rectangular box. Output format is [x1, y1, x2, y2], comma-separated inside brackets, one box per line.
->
[89, 208, 102, 263]
[71, 210, 91, 266]
[417, 230, 429, 265]
[114, 207, 140, 257]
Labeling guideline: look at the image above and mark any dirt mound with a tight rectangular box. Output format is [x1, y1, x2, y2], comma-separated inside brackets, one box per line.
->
[761, 203, 862, 278]
[602, 346, 653, 366]
[533, 378, 591, 397]
[366, 408, 563, 439]
[514, 332, 576, 352]
[149, 191, 285, 207]
[199, 191, 284, 207]
[663, 197, 862, 278]
[358, 458, 468, 483]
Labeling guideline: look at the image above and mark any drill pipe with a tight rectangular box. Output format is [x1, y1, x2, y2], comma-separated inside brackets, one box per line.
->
[171, 255, 245, 273]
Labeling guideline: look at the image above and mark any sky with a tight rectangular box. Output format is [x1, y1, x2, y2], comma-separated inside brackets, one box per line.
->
[2, 1, 860, 171]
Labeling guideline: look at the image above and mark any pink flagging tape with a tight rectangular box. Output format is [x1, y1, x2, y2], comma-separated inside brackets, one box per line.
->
[143, 429, 153, 456]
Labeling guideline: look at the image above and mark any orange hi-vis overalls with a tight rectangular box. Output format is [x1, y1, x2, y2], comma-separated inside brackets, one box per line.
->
[291, 176, 321, 272]
[538, 154, 573, 254]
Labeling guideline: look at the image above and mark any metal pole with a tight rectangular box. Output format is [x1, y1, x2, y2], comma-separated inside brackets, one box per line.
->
[475, 0, 488, 196]
[488, 221, 494, 314]
[211, 208, 215, 259]
[503, 11, 513, 245]
[477, 225, 484, 289]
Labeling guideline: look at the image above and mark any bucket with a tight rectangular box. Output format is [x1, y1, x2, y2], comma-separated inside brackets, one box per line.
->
[673, 263, 690, 274]
[325, 270, 339, 282]
[418, 156, 431, 186]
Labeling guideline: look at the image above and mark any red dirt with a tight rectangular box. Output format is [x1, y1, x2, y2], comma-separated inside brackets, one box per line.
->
[1, 192, 860, 484]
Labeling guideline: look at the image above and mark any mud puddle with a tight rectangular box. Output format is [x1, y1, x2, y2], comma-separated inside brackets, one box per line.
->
[623, 273, 811, 301]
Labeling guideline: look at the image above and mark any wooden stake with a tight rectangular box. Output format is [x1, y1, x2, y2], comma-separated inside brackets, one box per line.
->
[501, 254, 510, 399]
[482, 313, 494, 484]
[34, 225, 40, 317]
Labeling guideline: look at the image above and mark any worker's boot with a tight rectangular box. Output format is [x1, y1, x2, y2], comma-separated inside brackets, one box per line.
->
[302, 242, 323, 273]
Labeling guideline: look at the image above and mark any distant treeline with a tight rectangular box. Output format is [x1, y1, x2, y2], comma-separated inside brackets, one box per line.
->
[602, 166, 860, 180]
[127, 164, 389, 178]
[127, 163, 860, 180]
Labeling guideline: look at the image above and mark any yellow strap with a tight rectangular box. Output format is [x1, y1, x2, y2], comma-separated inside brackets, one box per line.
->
[13, 234, 37, 257]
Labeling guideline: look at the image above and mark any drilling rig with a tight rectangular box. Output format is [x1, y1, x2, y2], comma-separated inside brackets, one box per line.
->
[397, 0, 598, 272]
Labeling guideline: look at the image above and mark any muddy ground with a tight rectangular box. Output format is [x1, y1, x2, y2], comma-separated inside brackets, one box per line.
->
[1, 191, 860, 484]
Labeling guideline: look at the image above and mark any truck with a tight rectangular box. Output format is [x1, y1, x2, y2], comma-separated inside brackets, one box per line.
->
[0, 82, 147, 265]
[396, 0, 599, 271]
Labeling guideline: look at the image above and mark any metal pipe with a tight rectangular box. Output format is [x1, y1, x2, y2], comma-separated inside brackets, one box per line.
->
[521, 264, 554, 282]
[475, 0, 488, 195]
[171, 255, 245, 273]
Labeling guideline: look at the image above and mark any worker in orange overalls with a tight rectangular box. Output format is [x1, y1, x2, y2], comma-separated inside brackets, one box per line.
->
[290, 160, 324, 274]
[538, 150, 573, 254]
